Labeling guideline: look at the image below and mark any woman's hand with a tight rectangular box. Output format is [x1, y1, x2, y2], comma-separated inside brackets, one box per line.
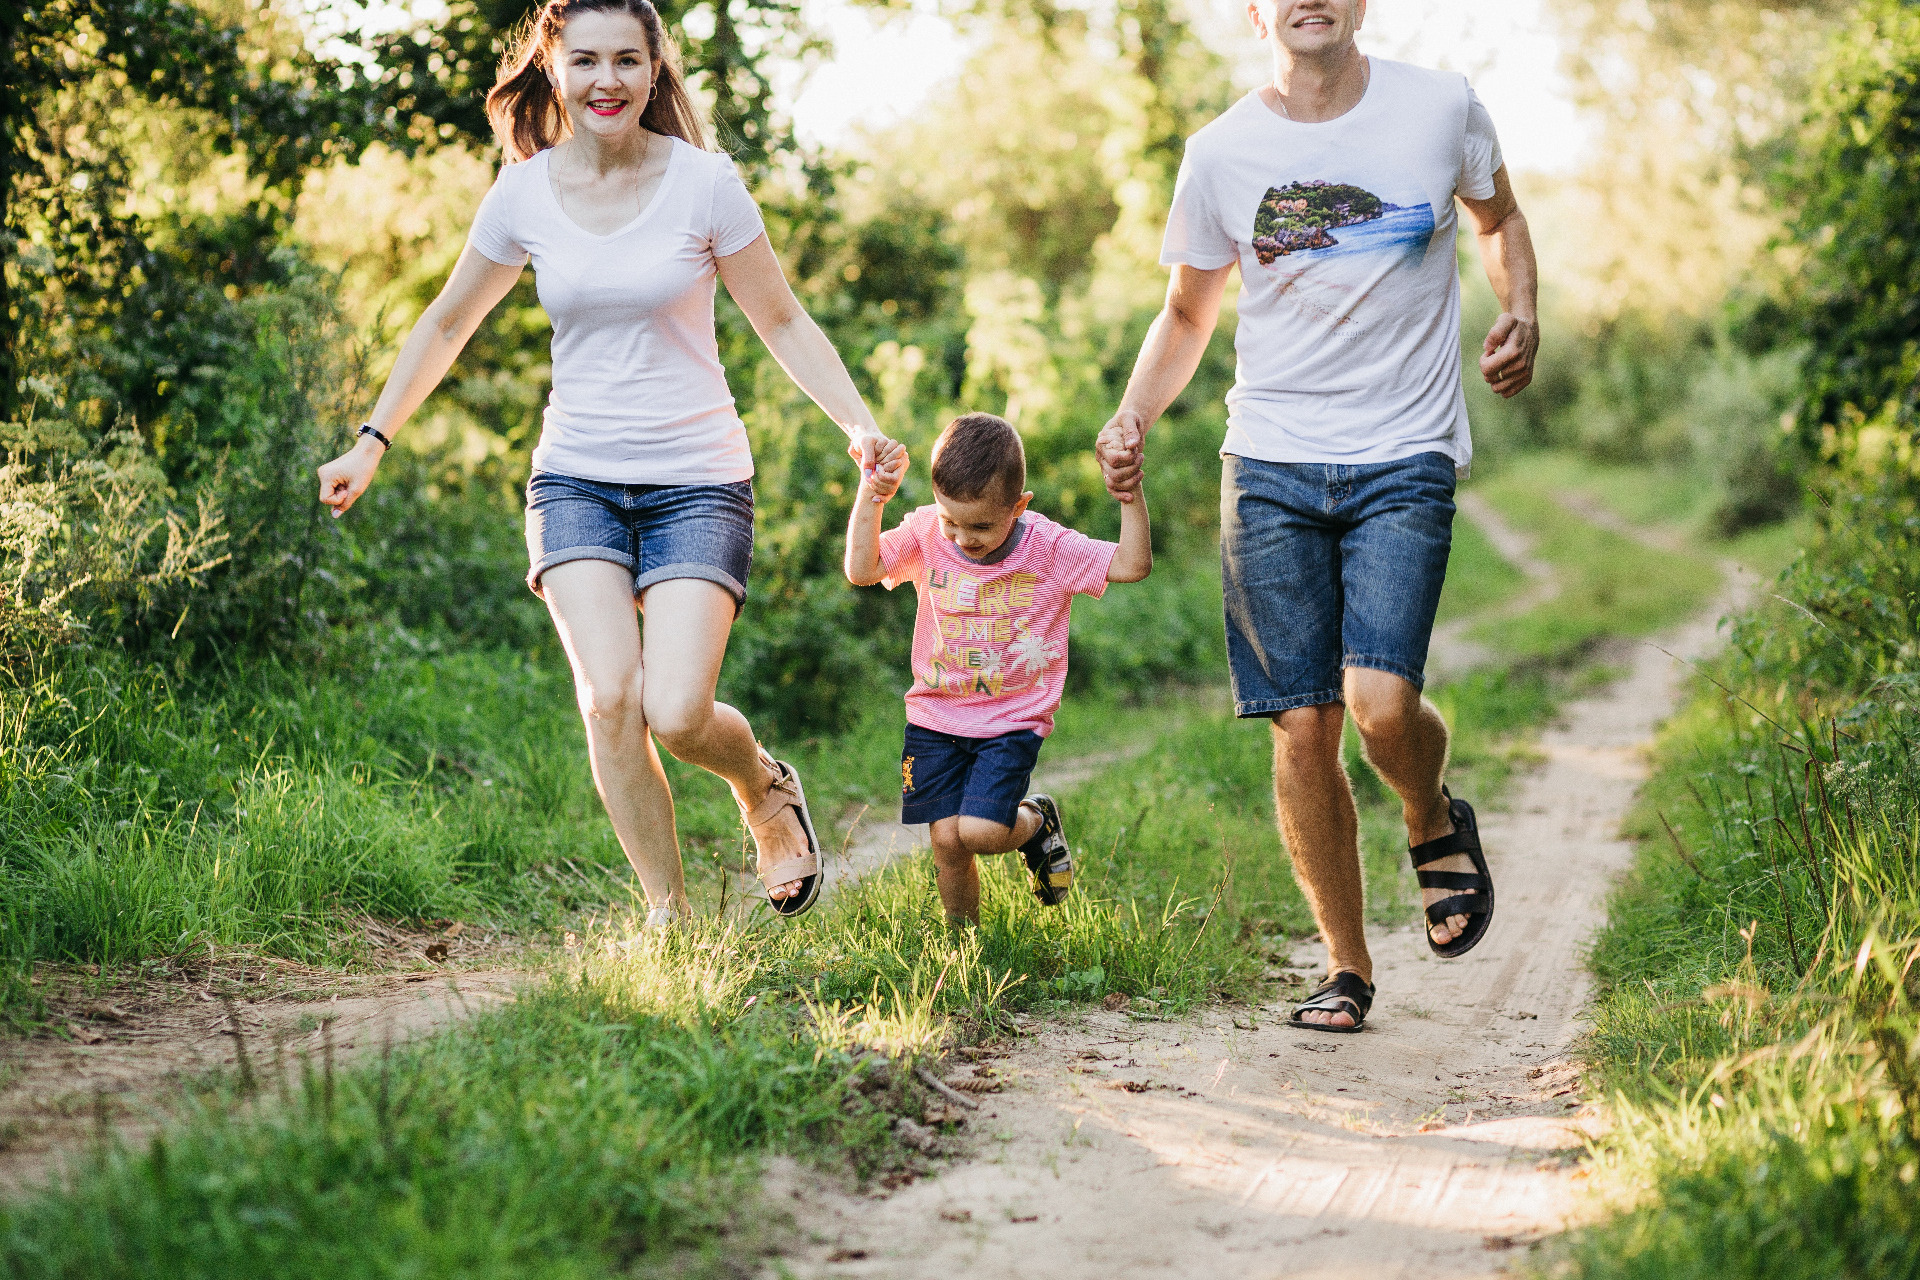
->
[317, 436, 387, 518]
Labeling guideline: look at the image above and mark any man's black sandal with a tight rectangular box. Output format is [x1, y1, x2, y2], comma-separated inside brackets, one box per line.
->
[1288, 971, 1374, 1033]
[1017, 794, 1073, 906]
[1409, 786, 1495, 958]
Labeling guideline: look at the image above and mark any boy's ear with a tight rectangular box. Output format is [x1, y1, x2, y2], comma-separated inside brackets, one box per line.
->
[1014, 491, 1034, 516]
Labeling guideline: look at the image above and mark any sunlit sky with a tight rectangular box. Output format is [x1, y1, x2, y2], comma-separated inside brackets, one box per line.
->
[788, 0, 1591, 173]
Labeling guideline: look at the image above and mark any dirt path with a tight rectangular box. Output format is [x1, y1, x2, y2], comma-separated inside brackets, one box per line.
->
[775, 564, 1758, 1278]
[0, 942, 526, 1197]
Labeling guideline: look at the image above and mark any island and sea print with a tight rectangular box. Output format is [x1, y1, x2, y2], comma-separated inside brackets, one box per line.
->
[1252, 180, 1435, 265]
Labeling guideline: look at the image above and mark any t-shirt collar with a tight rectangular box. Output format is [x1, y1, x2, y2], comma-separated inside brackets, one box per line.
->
[954, 515, 1028, 566]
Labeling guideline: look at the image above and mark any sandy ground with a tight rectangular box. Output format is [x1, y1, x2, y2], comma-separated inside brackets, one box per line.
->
[769, 548, 1759, 1279]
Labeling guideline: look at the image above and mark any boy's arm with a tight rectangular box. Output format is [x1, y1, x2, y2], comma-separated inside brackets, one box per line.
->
[844, 442, 907, 586]
[844, 478, 889, 585]
[1106, 479, 1152, 583]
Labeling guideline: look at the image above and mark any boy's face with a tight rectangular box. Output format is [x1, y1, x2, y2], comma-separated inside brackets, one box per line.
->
[933, 486, 1033, 559]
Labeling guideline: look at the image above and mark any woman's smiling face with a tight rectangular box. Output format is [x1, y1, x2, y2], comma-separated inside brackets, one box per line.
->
[548, 10, 656, 140]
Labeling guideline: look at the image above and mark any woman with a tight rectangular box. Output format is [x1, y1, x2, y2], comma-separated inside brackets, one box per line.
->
[316, 0, 904, 923]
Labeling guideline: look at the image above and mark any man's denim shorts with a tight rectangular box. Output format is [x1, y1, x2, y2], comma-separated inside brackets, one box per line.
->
[900, 723, 1045, 828]
[1220, 451, 1456, 718]
[524, 472, 755, 610]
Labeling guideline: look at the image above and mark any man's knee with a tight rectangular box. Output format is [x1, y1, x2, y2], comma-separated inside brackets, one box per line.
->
[1344, 668, 1423, 743]
[643, 690, 714, 758]
[1271, 702, 1345, 761]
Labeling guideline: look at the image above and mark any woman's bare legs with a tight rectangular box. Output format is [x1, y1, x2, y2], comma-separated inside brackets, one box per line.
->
[540, 563, 809, 906]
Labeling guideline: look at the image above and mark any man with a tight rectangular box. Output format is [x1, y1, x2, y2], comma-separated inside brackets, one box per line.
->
[1096, 0, 1538, 1031]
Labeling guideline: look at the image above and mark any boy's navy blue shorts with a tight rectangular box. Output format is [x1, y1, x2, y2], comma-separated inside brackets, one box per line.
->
[900, 723, 1044, 828]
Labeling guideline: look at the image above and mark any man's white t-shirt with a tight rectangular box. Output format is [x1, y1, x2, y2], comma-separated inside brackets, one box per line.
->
[466, 137, 766, 485]
[1160, 58, 1503, 471]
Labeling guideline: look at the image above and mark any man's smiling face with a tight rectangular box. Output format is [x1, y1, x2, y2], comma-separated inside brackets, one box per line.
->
[1249, 0, 1365, 56]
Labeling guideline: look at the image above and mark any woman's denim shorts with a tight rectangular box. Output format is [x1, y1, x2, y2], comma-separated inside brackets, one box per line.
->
[524, 472, 755, 611]
[1220, 451, 1456, 717]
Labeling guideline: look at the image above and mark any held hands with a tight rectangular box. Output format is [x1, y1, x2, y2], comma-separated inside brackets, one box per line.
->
[848, 428, 908, 503]
[1480, 313, 1539, 399]
[316, 436, 387, 518]
[1095, 408, 1147, 503]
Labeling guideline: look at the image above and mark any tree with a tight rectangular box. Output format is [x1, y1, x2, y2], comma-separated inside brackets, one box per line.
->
[1777, 0, 1920, 447]
[3, 0, 406, 422]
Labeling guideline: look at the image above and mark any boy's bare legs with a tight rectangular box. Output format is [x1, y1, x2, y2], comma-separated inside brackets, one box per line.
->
[1274, 667, 1468, 1029]
[930, 809, 1044, 925]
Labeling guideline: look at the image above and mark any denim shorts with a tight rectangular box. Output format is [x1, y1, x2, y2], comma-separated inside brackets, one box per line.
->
[1220, 451, 1456, 717]
[524, 473, 755, 610]
[900, 723, 1045, 828]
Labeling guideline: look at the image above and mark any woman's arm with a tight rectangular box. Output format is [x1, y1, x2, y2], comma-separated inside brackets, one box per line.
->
[716, 234, 898, 477]
[317, 245, 526, 517]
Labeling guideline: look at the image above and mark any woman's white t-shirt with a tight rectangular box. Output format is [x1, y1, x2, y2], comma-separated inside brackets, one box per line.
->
[1160, 59, 1503, 471]
[466, 137, 766, 485]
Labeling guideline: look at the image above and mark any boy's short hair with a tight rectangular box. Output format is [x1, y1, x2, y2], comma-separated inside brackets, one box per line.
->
[930, 412, 1026, 507]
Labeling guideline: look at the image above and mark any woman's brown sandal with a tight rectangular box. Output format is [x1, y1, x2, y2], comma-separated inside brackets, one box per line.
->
[742, 750, 823, 917]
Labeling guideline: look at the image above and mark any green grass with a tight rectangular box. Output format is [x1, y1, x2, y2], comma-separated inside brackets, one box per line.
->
[1436, 499, 1529, 623]
[0, 450, 1762, 1277]
[0, 931, 895, 1279]
[1469, 469, 1722, 662]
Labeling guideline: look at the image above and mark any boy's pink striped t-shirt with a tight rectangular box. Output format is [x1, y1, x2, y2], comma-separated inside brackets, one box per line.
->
[879, 506, 1117, 738]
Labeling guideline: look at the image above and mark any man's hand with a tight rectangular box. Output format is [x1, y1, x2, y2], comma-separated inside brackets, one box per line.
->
[1480, 313, 1538, 399]
[1096, 408, 1148, 503]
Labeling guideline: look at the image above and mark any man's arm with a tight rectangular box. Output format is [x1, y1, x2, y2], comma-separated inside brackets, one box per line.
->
[1458, 165, 1539, 400]
[1096, 263, 1234, 500]
[1106, 480, 1152, 583]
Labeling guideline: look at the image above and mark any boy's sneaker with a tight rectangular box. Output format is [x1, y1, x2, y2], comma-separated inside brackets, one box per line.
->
[1017, 795, 1073, 906]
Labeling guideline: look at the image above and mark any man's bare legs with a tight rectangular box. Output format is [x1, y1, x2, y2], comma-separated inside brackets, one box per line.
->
[539, 564, 810, 908]
[1275, 666, 1474, 1028]
[929, 809, 1045, 925]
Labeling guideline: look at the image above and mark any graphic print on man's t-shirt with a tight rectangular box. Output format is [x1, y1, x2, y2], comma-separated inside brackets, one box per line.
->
[1251, 180, 1435, 265]
[918, 566, 1059, 698]
[1247, 180, 1437, 333]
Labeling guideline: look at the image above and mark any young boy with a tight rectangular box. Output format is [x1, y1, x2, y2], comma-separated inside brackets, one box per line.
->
[845, 412, 1151, 924]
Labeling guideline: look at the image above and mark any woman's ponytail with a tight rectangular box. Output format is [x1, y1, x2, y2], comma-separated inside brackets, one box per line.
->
[485, 0, 711, 163]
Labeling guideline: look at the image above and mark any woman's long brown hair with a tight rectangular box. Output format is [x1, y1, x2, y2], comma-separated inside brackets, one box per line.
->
[485, 0, 710, 162]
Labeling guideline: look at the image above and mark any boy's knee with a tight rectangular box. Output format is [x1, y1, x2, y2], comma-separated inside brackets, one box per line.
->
[955, 816, 1016, 857]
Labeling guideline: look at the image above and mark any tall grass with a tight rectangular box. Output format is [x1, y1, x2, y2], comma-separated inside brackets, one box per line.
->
[1550, 474, 1920, 1280]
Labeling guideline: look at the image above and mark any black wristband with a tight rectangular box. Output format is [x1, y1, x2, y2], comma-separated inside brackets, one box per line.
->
[357, 423, 392, 450]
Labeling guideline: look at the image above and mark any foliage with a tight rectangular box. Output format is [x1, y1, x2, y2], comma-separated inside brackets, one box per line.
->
[0, 417, 227, 664]
[3, 0, 405, 421]
[1775, 0, 1920, 453]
